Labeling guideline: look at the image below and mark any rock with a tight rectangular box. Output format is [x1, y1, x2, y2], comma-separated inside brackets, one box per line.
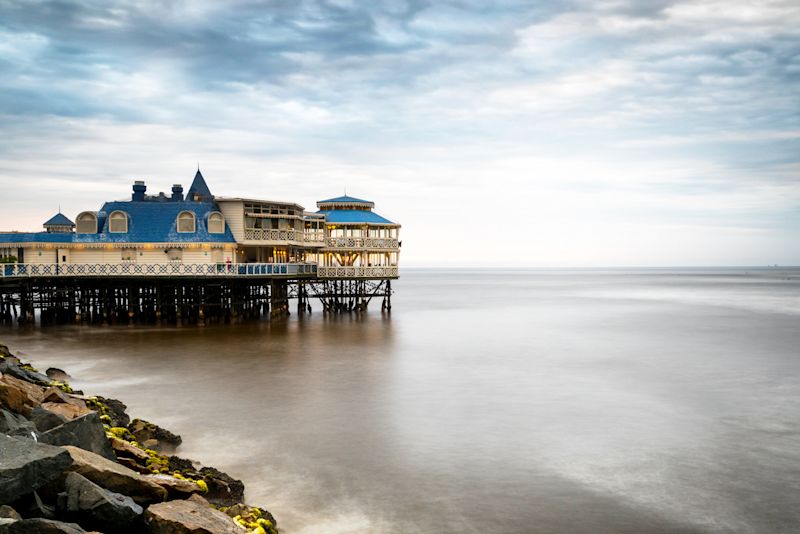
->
[197, 467, 244, 507]
[143, 438, 159, 449]
[0, 434, 73, 505]
[0, 506, 20, 520]
[110, 437, 151, 462]
[62, 472, 143, 532]
[96, 396, 130, 428]
[0, 409, 38, 439]
[30, 405, 70, 433]
[63, 446, 167, 505]
[117, 457, 151, 474]
[0, 345, 11, 358]
[40, 402, 93, 421]
[128, 419, 181, 452]
[143, 474, 203, 499]
[144, 498, 240, 534]
[0, 517, 86, 533]
[39, 412, 117, 461]
[0, 359, 51, 386]
[46, 368, 71, 382]
[41, 388, 87, 409]
[0, 375, 46, 416]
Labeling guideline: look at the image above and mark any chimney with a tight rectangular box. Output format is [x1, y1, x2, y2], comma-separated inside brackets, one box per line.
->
[132, 181, 146, 201]
[171, 184, 184, 202]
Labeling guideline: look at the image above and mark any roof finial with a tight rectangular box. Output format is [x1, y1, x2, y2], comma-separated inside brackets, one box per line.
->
[58, 204, 61, 213]
[197, 161, 200, 172]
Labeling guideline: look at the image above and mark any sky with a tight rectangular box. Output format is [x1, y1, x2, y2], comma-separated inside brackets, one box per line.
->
[0, 0, 798, 267]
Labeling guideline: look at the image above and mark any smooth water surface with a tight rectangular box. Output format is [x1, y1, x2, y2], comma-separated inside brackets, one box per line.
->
[3, 269, 800, 533]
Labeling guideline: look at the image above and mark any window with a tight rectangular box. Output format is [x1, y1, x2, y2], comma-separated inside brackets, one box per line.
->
[121, 249, 135, 262]
[177, 211, 196, 233]
[109, 211, 128, 233]
[167, 249, 183, 262]
[76, 212, 98, 234]
[208, 212, 225, 234]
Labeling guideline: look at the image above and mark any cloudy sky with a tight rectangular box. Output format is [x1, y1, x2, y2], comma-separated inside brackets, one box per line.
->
[0, 0, 798, 266]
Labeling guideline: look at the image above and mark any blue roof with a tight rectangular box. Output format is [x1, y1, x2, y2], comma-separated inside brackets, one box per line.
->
[187, 170, 212, 201]
[317, 209, 395, 225]
[0, 232, 74, 244]
[318, 195, 372, 204]
[43, 213, 74, 226]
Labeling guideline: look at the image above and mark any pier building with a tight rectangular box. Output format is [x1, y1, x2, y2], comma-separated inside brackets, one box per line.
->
[0, 170, 400, 325]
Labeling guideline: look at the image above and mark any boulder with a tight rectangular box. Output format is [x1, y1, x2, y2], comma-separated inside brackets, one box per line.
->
[143, 474, 203, 500]
[0, 375, 45, 416]
[0, 518, 86, 533]
[0, 435, 73, 505]
[0, 409, 38, 439]
[0, 360, 51, 386]
[46, 368, 71, 382]
[63, 446, 167, 505]
[144, 498, 240, 534]
[197, 467, 244, 507]
[41, 388, 87, 409]
[30, 405, 70, 433]
[39, 412, 117, 461]
[40, 402, 92, 421]
[0, 506, 20, 520]
[128, 419, 181, 452]
[61, 472, 143, 532]
[0, 345, 11, 358]
[96, 397, 130, 428]
[110, 436, 151, 462]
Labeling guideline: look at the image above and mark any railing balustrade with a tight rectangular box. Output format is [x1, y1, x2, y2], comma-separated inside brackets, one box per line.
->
[317, 266, 399, 279]
[0, 263, 318, 278]
[324, 237, 399, 249]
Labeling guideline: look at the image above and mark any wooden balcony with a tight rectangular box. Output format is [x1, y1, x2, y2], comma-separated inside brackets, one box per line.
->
[243, 229, 326, 245]
[324, 237, 399, 250]
[0, 263, 318, 278]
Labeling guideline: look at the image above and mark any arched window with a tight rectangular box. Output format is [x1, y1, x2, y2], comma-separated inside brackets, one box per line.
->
[109, 211, 128, 233]
[208, 212, 225, 234]
[76, 212, 98, 234]
[177, 211, 196, 233]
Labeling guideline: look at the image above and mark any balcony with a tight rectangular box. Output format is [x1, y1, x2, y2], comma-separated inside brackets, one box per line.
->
[1, 263, 318, 278]
[317, 266, 399, 279]
[244, 228, 303, 242]
[324, 237, 399, 249]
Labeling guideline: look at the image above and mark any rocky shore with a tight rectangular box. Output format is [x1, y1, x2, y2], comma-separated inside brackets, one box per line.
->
[0, 343, 277, 533]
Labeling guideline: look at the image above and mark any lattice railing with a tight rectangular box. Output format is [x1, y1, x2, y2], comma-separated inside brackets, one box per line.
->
[325, 237, 399, 249]
[244, 229, 301, 242]
[0, 263, 318, 278]
[317, 266, 399, 279]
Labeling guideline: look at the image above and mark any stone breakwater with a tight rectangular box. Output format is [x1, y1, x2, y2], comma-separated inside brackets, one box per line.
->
[0, 343, 277, 534]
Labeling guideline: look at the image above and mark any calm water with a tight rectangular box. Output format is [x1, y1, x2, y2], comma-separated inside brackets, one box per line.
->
[3, 269, 800, 533]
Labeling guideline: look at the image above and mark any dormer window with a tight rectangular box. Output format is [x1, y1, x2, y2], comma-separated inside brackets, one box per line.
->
[76, 212, 98, 234]
[109, 211, 128, 233]
[208, 212, 225, 234]
[177, 211, 196, 233]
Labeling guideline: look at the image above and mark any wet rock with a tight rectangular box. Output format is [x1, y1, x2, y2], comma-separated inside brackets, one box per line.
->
[0, 345, 11, 358]
[0, 517, 86, 533]
[144, 498, 240, 534]
[63, 446, 167, 505]
[40, 412, 116, 461]
[128, 419, 181, 452]
[0, 506, 20, 520]
[40, 402, 93, 421]
[30, 405, 70, 433]
[143, 474, 203, 500]
[0, 435, 73, 505]
[46, 368, 71, 382]
[0, 359, 51, 386]
[110, 436, 151, 462]
[0, 409, 38, 439]
[96, 396, 130, 428]
[197, 467, 244, 507]
[62, 472, 143, 532]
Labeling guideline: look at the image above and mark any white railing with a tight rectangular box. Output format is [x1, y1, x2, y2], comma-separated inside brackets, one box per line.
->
[325, 237, 399, 249]
[244, 228, 302, 242]
[0, 263, 318, 278]
[318, 266, 399, 279]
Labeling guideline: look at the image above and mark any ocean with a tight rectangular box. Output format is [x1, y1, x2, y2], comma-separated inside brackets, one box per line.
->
[3, 268, 799, 533]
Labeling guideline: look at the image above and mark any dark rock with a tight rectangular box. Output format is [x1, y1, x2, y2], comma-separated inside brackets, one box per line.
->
[63, 446, 167, 505]
[0, 345, 11, 358]
[46, 368, 71, 382]
[144, 498, 240, 534]
[96, 396, 129, 428]
[39, 412, 116, 461]
[197, 467, 244, 507]
[0, 434, 73, 505]
[168, 456, 195, 473]
[0, 506, 20, 520]
[128, 419, 181, 452]
[0, 517, 86, 533]
[0, 409, 37, 440]
[0, 359, 51, 386]
[61, 472, 143, 532]
[30, 405, 70, 433]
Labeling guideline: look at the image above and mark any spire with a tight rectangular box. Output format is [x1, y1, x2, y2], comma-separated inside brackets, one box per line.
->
[186, 168, 213, 202]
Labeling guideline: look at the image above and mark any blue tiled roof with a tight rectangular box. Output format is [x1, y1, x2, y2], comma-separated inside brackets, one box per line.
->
[187, 170, 212, 201]
[317, 209, 395, 224]
[318, 195, 372, 204]
[0, 232, 74, 244]
[78, 200, 235, 243]
[43, 213, 75, 226]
